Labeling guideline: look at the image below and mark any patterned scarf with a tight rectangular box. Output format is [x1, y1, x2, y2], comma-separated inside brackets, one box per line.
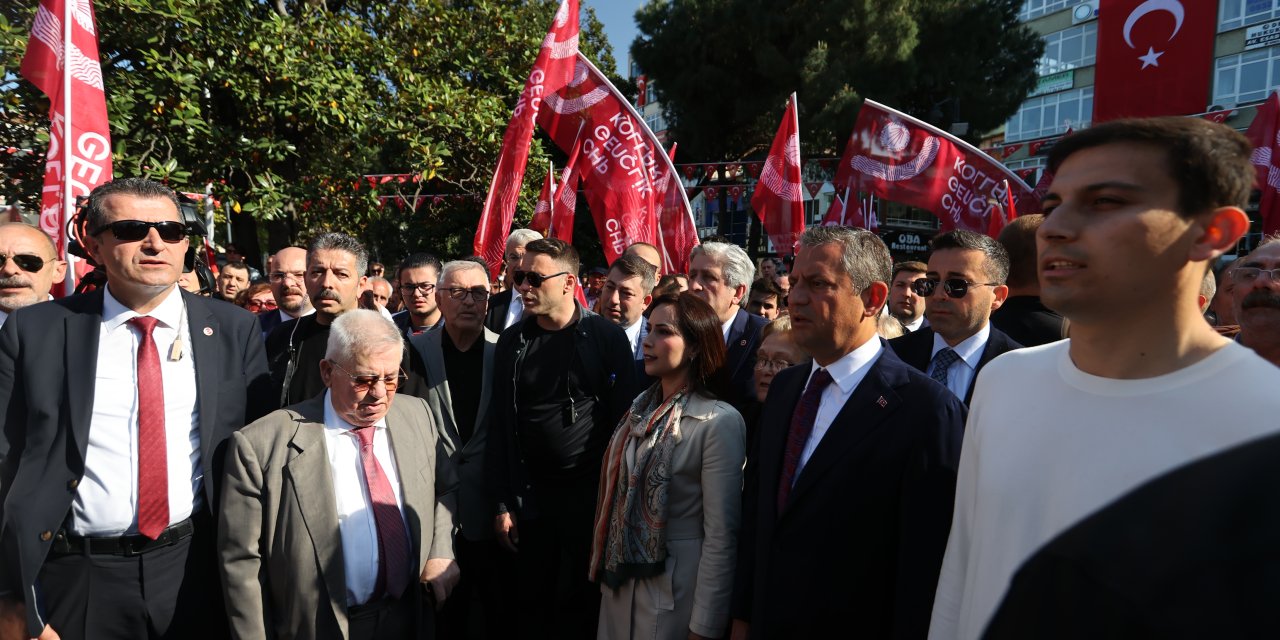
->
[589, 383, 688, 588]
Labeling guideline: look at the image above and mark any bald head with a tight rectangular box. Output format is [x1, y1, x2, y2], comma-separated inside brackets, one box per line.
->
[269, 246, 311, 316]
[624, 242, 662, 272]
[0, 222, 66, 313]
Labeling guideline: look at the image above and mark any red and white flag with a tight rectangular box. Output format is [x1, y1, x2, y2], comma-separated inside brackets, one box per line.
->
[547, 130, 584, 243]
[835, 99, 1037, 233]
[1246, 91, 1280, 237]
[986, 179, 1017, 238]
[474, 0, 579, 277]
[751, 93, 805, 255]
[537, 52, 698, 271]
[530, 161, 555, 235]
[21, 0, 113, 294]
[1092, 0, 1215, 122]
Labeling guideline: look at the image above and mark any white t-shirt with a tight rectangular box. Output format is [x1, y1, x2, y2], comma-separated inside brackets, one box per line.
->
[929, 340, 1280, 640]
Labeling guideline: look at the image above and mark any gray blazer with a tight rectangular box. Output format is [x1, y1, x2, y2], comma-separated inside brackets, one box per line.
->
[218, 395, 457, 640]
[408, 327, 499, 541]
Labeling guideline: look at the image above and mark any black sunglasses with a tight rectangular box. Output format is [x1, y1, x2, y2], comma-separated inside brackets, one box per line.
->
[911, 278, 999, 299]
[0, 253, 49, 273]
[91, 220, 188, 243]
[513, 270, 569, 288]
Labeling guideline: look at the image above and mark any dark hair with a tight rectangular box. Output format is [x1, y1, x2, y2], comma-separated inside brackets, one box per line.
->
[85, 177, 180, 231]
[645, 292, 728, 396]
[525, 238, 581, 275]
[998, 214, 1044, 290]
[652, 274, 684, 297]
[1047, 117, 1255, 215]
[222, 260, 249, 275]
[396, 252, 443, 281]
[234, 282, 272, 308]
[749, 277, 783, 300]
[930, 229, 1010, 284]
[608, 254, 658, 293]
[307, 232, 369, 275]
[892, 261, 928, 280]
[367, 261, 385, 276]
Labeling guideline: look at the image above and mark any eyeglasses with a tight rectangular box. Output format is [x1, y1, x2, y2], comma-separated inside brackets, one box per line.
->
[445, 287, 491, 302]
[0, 253, 50, 273]
[911, 278, 999, 299]
[1230, 267, 1280, 284]
[268, 271, 306, 283]
[91, 220, 187, 243]
[513, 270, 569, 288]
[754, 357, 796, 372]
[246, 299, 277, 312]
[400, 282, 436, 295]
[329, 360, 407, 394]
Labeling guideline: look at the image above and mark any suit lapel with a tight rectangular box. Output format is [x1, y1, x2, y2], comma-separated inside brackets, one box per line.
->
[725, 309, 750, 371]
[421, 330, 459, 448]
[281, 402, 347, 625]
[185, 293, 224, 504]
[386, 401, 431, 572]
[65, 292, 105, 461]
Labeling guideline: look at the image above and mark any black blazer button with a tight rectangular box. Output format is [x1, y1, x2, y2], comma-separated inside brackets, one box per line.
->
[39, 531, 52, 541]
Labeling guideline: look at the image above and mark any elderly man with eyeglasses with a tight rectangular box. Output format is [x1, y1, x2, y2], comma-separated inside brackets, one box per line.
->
[1230, 235, 1280, 367]
[0, 222, 67, 328]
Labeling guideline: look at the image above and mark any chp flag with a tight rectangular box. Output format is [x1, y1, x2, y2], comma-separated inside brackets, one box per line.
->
[21, 0, 113, 295]
[474, 0, 580, 278]
[537, 52, 699, 272]
[750, 93, 805, 255]
[834, 99, 1038, 233]
[1245, 91, 1280, 237]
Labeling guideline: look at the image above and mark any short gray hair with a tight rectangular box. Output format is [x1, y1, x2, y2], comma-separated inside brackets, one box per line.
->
[438, 259, 490, 286]
[506, 229, 543, 250]
[798, 226, 892, 292]
[308, 232, 369, 276]
[326, 309, 404, 364]
[690, 241, 755, 289]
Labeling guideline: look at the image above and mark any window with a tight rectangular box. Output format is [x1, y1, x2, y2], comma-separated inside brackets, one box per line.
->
[645, 82, 658, 106]
[1018, 0, 1086, 22]
[1214, 48, 1280, 106]
[644, 112, 666, 134]
[1005, 87, 1093, 143]
[1220, 0, 1280, 32]
[1038, 23, 1097, 75]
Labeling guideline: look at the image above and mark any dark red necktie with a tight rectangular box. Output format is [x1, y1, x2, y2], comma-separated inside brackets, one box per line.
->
[129, 316, 169, 540]
[353, 427, 411, 599]
[776, 368, 834, 514]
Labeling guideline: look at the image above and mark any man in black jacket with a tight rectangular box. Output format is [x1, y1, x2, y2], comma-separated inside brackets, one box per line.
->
[485, 238, 635, 639]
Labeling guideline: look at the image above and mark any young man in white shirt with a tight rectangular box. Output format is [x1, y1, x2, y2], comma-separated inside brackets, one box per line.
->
[929, 117, 1280, 639]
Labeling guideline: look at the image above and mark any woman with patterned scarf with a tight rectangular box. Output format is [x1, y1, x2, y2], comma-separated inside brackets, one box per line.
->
[590, 292, 748, 639]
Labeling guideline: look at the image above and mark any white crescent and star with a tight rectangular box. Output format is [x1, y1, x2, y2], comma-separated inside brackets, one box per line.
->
[1122, 0, 1185, 69]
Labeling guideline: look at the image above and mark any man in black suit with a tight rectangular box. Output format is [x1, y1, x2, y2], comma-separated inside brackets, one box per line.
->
[0, 178, 272, 639]
[688, 241, 767, 407]
[890, 230, 1023, 405]
[258, 246, 313, 339]
[991, 215, 1066, 346]
[730, 226, 965, 640]
[484, 228, 542, 334]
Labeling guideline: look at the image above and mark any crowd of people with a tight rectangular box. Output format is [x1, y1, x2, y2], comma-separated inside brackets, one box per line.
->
[0, 115, 1278, 640]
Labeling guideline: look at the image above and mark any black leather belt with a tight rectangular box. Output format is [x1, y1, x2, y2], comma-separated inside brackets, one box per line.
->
[50, 518, 195, 557]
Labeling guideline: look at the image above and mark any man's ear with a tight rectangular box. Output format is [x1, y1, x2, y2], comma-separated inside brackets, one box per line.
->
[1191, 206, 1250, 261]
[319, 359, 333, 387]
[731, 283, 748, 306]
[991, 284, 1010, 311]
[860, 281, 889, 317]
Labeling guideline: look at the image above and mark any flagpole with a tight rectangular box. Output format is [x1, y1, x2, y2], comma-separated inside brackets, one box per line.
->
[62, 0, 75, 295]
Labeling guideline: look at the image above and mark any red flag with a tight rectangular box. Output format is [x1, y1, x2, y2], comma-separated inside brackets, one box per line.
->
[635, 74, 647, 107]
[475, 0, 580, 277]
[530, 161, 554, 235]
[547, 130, 584, 243]
[1246, 92, 1280, 236]
[835, 99, 1037, 232]
[538, 53, 697, 271]
[986, 179, 1017, 238]
[1093, 0, 1216, 122]
[1028, 139, 1047, 156]
[21, 0, 113, 295]
[822, 187, 849, 227]
[751, 93, 805, 255]
[1001, 143, 1022, 159]
[1203, 108, 1236, 124]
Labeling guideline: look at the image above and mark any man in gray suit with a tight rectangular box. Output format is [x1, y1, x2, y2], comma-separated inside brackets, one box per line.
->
[219, 310, 459, 640]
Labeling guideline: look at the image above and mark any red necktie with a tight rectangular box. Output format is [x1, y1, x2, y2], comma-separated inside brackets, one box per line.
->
[129, 316, 169, 540]
[353, 427, 411, 599]
[776, 368, 834, 514]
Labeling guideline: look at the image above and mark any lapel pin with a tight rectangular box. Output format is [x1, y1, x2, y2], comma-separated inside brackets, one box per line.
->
[203, 327, 214, 336]
[739, 339, 747, 346]
[877, 396, 888, 408]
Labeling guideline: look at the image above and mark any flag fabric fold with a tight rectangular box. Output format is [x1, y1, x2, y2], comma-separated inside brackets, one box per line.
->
[751, 93, 806, 255]
[531, 161, 555, 235]
[1246, 92, 1280, 237]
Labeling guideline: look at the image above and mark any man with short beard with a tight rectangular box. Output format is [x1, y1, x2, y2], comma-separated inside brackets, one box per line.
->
[259, 246, 314, 338]
[0, 222, 66, 327]
[1230, 236, 1280, 366]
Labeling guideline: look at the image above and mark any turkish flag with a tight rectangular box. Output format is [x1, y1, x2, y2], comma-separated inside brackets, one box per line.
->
[1245, 91, 1280, 236]
[986, 179, 1018, 238]
[475, 0, 579, 278]
[1093, 0, 1216, 122]
[1001, 143, 1022, 159]
[21, 0, 113, 294]
[835, 99, 1037, 232]
[751, 93, 806, 255]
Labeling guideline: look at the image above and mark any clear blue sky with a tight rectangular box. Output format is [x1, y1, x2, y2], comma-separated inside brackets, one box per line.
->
[587, 0, 643, 76]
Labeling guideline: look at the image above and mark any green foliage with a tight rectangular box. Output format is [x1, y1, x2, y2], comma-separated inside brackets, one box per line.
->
[632, 0, 1043, 161]
[0, 0, 618, 262]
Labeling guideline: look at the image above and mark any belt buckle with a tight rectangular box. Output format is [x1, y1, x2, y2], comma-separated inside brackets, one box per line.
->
[121, 536, 145, 557]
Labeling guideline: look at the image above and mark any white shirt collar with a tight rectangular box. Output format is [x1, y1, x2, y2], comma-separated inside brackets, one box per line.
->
[281, 307, 315, 322]
[930, 322, 991, 368]
[102, 284, 184, 332]
[904, 315, 926, 332]
[721, 313, 735, 343]
[808, 336, 884, 394]
[321, 389, 388, 434]
[623, 317, 643, 348]
[0, 309, 8, 327]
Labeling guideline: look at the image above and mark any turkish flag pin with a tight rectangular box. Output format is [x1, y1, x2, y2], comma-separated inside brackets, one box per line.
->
[877, 396, 888, 408]
[203, 327, 214, 336]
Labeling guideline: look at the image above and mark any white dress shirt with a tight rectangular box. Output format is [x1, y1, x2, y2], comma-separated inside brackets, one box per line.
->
[794, 337, 884, 481]
[903, 315, 926, 332]
[504, 291, 524, 329]
[927, 323, 990, 400]
[623, 318, 644, 359]
[322, 391, 409, 607]
[721, 314, 735, 343]
[72, 285, 200, 536]
[0, 309, 7, 328]
[280, 307, 315, 323]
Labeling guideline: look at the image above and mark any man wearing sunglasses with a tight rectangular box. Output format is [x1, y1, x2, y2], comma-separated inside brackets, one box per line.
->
[889, 230, 1022, 405]
[486, 238, 635, 639]
[1229, 236, 1280, 367]
[932, 119, 1280, 638]
[0, 177, 273, 640]
[392, 252, 444, 338]
[0, 222, 66, 328]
